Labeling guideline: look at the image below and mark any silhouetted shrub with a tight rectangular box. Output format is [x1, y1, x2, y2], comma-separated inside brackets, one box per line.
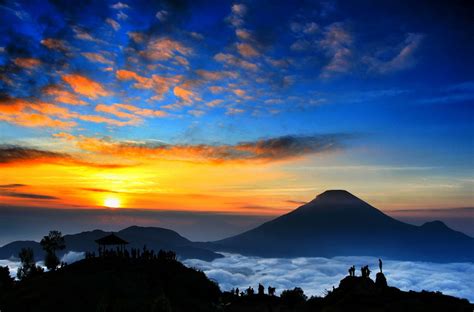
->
[280, 287, 307, 307]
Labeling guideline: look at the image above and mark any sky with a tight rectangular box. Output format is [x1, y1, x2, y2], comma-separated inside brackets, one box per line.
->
[0, 0, 473, 221]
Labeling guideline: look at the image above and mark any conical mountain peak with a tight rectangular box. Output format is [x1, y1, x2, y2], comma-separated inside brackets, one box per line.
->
[306, 190, 367, 206]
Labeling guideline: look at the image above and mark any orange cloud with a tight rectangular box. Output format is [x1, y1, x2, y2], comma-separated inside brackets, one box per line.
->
[173, 86, 198, 103]
[236, 43, 260, 57]
[65, 134, 346, 164]
[0, 97, 76, 129]
[214, 53, 258, 71]
[0, 96, 136, 129]
[62, 74, 109, 99]
[40, 38, 69, 51]
[96, 103, 167, 119]
[43, 85, 87, 106]
[13, 58, 41, 68]
[140, 38, 191, 62]
[78, 114, 138, 126]
[116, 69, 181, 99]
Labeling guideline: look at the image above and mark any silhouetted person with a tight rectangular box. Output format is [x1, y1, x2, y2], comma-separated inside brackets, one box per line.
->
[246, 286, 254, 296]
[348, 265, 355, 276]
[361, 265, 371, 277]
[235, 287, 239, 296]
[268, 286, 276, 296]
[258, 283, 264, 295]
[379, 258, 383, 273]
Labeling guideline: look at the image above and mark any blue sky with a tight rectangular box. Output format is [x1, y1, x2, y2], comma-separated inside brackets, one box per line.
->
[0, 0, 473, 212]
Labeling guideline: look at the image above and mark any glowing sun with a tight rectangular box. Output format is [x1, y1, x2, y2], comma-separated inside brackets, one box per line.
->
[104, 197, 120, 208]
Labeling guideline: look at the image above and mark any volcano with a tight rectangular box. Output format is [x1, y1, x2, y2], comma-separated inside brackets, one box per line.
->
[214, 190, 474, 262]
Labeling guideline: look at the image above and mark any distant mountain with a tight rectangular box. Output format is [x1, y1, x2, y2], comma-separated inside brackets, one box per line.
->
[213, 190, 474, 262]
[0, 226, 222, 261]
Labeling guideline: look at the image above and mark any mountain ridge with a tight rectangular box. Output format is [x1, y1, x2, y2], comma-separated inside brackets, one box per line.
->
[213, 190, 474, 262]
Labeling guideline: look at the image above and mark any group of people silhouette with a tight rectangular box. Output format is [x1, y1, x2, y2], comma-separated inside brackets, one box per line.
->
[230, 283, 276, 297]
[348, 259, 383, 278]
[85, 245, 177, 262]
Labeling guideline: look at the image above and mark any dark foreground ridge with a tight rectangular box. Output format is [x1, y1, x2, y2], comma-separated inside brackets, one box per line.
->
[0, 256, 472, 312]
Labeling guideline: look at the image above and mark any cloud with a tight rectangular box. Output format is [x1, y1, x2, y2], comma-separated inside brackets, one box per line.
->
[236, 43, 260, 58]
[365, 33, 424, 74]
[0, 145, 69, 165]
[0, 191, 58, 200]
[214, 53, 258, 71]
[72, 27, 103, 43]
[139, 38, 191, 62]
[173, 85, 198, 103]
[80, 187, 121, 193]
[0, 184, 27, 188]
[82, 52, 114, 65]
[62, 74, 109, 99]
[115, 69, 181, 99]
[0, 144, 127, 169]
[42, 85, 87, 106]
[95, 103, 167, 120]
[156, 10, 168, 22]
[13, 57, 41, 69]
[226, 3, 247, 28]
[40, 38, 70, 51]
[418, 81, 474, 104]
[69, 134, 348, 164]
[184, 253, 474, 302]
[0, 184, 56, 200]
[61, 251, 85, 264]
[0, 97, 77, 128]
[105, 18, 120, 31]
[111, 2, 129, 10]
[319, 23, 352, 78]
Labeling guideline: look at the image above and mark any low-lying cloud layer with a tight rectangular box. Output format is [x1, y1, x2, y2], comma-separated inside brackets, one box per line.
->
[184, 253, 474, 302]
[2, 252, 472, 302]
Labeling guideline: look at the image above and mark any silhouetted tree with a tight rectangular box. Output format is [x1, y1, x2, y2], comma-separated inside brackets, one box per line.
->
[17, 247, 43, 280]
[40, 230, 66, 271]
[280, 287, 307, 307]
[0, 265, 14, 291]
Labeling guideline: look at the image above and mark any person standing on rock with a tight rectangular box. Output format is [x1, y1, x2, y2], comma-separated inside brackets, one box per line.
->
[379, 258, 383, 273]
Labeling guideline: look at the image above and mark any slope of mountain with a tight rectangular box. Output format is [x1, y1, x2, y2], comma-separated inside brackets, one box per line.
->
[0, 226, 222, 261]
[214, 190, 474, 262]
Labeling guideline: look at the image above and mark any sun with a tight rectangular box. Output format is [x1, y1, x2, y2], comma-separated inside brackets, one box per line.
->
[104, 197, 121, 209]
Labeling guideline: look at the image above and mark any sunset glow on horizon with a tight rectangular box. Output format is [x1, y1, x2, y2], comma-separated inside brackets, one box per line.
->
[0, 0, 472, 215]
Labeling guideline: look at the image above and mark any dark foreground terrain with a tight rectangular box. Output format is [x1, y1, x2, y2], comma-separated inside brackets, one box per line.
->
[1, 255, 472, 312]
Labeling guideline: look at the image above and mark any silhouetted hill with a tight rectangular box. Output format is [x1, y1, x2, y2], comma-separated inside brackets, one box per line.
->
[222, 273, 472, 312]
[214, 190, 474, 261]
[0, 256, 221, 312]
[0, 226, 222, 261]
[1, 255, 471, 312]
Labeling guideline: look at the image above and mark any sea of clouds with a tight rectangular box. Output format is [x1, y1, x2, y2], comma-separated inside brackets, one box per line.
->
[2, 252, 472, 302]
[184, 253, 474, 302]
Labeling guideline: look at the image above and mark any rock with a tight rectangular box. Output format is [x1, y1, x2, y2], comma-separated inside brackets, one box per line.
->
[375, 272, 388, 288]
